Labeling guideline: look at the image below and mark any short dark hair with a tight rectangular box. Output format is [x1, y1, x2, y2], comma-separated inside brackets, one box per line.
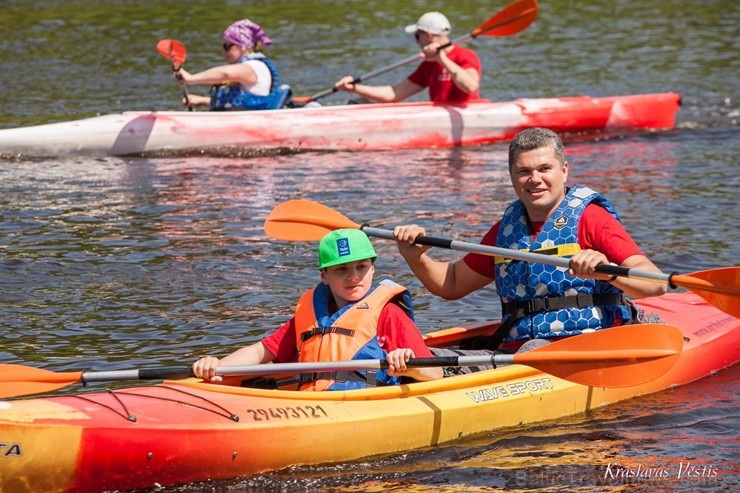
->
[508, 128, 565, 169]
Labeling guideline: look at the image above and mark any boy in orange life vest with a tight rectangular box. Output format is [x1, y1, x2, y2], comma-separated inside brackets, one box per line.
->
[192, 229, 442, 390]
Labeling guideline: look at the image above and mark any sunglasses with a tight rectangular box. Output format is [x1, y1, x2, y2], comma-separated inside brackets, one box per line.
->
[222, 43, 234, 51]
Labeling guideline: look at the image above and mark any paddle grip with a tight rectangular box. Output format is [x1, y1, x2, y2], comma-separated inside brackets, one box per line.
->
[404, 357, 459, 367]
[80, 367, 194, 383]
[329, 77, 362, 96]
[138, 368, 195, 380]
[594, 264, 631, 279]
[415, 235, 453, 249]
[381, 356, 492, 368]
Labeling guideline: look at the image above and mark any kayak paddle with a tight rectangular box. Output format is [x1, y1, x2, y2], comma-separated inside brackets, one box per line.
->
[264, 199, 740, 318]
[294, 0, 539, 104]
[157, 38, 193, 111]
[0, 323, 681, 399]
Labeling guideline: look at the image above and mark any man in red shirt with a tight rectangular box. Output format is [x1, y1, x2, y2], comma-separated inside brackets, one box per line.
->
[393, 127, 666, 351]
[334, 12, 481, 103]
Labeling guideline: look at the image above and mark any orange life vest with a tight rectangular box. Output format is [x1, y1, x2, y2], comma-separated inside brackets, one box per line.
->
[294, 279, 410, 391]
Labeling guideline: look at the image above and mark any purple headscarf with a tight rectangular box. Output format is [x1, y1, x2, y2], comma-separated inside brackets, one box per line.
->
[222, 19, 273, 50]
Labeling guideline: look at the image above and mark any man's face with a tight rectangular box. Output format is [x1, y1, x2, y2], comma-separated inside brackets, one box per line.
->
[414, 30, 433, 47]
[509, 146, 568, 222]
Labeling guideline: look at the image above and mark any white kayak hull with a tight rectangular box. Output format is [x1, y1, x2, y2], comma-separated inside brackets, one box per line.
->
[0, 93, 680, 158]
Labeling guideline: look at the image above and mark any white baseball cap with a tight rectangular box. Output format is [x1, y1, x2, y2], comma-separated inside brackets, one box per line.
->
[404, 12, 451, 35]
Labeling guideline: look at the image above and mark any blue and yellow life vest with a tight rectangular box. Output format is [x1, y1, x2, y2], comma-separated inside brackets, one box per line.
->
[209, 53, 285, 111]
[294, 278, 413, 391]
[494, 185, 633, 343]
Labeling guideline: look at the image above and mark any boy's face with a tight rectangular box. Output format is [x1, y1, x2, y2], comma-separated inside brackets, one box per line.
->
[320, 259, 375, 308]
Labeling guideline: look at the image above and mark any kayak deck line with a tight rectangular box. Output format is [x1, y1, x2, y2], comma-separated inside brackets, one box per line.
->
[167, 363, 546, 402]
[65, 385, 240, 423]
[0, 93, 681, 159]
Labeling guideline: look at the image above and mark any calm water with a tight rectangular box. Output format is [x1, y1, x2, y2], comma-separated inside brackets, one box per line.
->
[1, 0, 738, 491]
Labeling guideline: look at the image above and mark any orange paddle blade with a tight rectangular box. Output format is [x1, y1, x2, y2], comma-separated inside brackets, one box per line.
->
[514, 324, 683, 387]
[156, 39, 187, 67]
[671, 267, 740, 318]
[264, 200, 360, 241]
[0, 364, 83, 399]
[473, 0, 539, 37]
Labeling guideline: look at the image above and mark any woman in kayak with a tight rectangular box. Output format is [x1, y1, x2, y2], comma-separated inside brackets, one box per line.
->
[334, 12, 481, 104]
[175, 19, 286, 111]
[393, 127, 666, 354]
[192, 229, 442, 389]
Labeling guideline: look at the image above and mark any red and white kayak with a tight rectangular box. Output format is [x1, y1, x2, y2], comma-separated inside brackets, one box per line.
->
[0, 93, 680, 158]
[0, 291, 736, 493]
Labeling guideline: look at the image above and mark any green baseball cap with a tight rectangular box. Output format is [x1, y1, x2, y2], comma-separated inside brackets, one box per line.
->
[317, 229, 377, 270]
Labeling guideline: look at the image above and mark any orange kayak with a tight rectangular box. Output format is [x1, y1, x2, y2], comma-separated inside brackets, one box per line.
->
[0, 291, 736, 493]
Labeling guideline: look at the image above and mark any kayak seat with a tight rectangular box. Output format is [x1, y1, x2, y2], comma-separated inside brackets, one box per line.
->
[431, 338, 552, 377]
[272, 84, 292, 110]
[430, 347, 496, 376]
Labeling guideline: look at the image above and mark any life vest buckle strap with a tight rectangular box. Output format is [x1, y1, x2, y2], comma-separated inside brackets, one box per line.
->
[300, 326, 356, 342]
[503, 293, 628, 315]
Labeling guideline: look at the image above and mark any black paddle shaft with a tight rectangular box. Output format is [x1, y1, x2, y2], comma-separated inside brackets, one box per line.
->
[359, 225, 672, 283]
